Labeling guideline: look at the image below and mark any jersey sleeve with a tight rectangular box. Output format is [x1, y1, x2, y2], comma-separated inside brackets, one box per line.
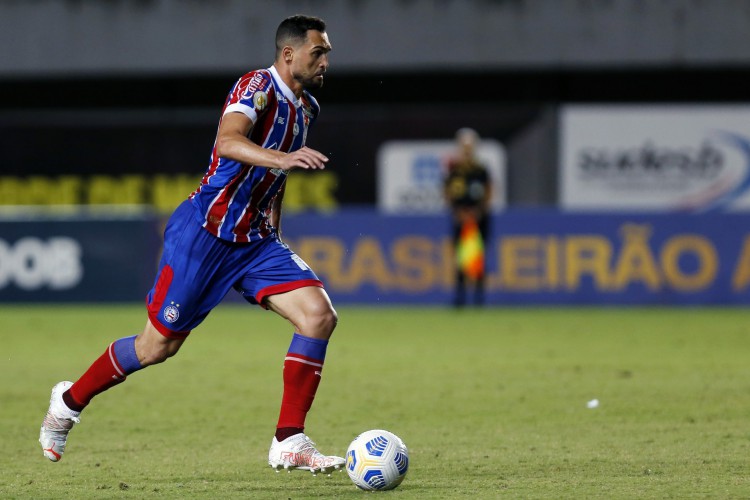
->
[223, 70, 274, 123]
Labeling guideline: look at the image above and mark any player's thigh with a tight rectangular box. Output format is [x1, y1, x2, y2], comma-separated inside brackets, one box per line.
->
[235, 237, 322, 306]
[146, 200, 238, 336]
[265, 286, 338, 339]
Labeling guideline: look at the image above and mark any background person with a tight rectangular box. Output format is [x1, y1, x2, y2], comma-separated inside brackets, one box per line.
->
[444, 127, 492, 307]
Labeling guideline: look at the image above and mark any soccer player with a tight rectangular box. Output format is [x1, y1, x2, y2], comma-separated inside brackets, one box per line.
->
[39, 14, 345, 474]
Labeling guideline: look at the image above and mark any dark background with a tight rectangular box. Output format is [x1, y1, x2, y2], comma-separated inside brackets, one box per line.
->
[2, 0, 750, 207]
[3, 67, 750, 206]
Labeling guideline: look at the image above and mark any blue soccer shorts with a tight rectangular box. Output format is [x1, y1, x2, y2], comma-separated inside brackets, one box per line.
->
[145, 200, 322, 338]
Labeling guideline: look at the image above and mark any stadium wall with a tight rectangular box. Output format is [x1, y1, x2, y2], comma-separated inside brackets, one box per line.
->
[2, 210, 750, 306]
[3, 0, 750, 76]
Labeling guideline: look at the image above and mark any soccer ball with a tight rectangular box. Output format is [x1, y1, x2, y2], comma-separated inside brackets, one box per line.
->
[345, 429, 409, 491]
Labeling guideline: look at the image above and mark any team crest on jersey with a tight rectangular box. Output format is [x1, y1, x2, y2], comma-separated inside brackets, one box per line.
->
[292, 122, 300, 136]
[163, 304, 180, 323]
[253, 90, 268, 111]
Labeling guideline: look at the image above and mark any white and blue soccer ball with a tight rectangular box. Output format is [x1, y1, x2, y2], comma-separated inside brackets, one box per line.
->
[345, 429, 409, 491]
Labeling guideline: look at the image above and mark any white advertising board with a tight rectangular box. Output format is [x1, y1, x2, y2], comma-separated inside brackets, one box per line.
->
[560, 105, 750, 212]
[377, 140, 506, 214]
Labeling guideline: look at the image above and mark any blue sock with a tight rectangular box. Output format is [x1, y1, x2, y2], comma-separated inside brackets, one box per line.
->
[288, 332, 328, 361]
[112, 335, 143, 374]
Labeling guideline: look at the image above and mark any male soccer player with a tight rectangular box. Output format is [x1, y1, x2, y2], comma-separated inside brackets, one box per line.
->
[39, 14, 345, 474]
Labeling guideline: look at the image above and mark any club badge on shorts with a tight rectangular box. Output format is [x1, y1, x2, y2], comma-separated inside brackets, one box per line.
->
[163, 304, 180, 323]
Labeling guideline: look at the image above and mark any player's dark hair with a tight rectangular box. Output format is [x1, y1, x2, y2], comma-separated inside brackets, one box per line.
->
[275, 15, 326, 59]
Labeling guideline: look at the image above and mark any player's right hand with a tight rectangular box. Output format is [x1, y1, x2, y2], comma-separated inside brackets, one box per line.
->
[279, 147, 329, 171]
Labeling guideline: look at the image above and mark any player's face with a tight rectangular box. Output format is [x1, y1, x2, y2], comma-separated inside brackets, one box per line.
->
[292, 30, 331, 90]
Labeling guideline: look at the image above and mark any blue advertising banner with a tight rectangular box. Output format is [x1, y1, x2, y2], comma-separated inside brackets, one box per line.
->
[0, 213, 160, 302]
[2, 210, 750, 305]
[282, 210, 750, 305]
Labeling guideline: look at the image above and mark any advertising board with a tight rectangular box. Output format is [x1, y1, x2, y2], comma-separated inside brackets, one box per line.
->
[283, 210, 750, 305]
[560, 105, 750, 212]
[377, 140, 506, 214]
[4, 210, 750, 306]
[0, 213, 160, 302]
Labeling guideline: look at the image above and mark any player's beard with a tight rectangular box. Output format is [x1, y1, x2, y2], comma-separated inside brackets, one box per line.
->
[297, 71, 325, 90]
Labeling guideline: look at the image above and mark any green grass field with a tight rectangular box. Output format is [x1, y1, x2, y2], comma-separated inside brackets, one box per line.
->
[1, 305, 749, 499]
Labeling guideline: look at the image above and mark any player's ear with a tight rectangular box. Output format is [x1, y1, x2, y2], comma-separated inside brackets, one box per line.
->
[282, 45, 294, 64]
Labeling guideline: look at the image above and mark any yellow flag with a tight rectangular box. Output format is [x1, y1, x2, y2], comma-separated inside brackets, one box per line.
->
[457, 218, 484, 281]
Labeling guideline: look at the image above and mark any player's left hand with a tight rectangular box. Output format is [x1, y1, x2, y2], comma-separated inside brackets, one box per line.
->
[279, 147, 329, 171]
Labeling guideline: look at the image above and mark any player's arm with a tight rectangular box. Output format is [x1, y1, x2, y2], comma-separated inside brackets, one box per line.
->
[216, 113, 329, 171]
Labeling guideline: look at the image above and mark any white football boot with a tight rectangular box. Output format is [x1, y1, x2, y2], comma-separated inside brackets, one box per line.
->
[268, 433, 345, 475]
[39, 381, 81, 462]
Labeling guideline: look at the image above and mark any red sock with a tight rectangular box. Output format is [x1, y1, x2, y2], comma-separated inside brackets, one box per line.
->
[276, 334, 328, 436]
[66, 337, 141, 410]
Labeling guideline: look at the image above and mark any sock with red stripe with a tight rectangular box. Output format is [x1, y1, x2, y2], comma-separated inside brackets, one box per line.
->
[275, 333, 328, 441]
[62, 335, 143, 412]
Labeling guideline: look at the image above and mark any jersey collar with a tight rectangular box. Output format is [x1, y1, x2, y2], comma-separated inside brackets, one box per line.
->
[269, 65, 301, 106]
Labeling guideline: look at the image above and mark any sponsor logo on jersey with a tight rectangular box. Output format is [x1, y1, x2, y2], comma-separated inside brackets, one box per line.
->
[246, 73, 265, 94]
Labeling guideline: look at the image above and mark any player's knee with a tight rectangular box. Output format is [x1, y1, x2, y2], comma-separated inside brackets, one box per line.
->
[322, 306, 338, 334]
[301, 303, 338, 338]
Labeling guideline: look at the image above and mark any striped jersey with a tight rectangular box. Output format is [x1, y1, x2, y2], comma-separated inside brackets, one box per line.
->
[190, 65, 320, 243]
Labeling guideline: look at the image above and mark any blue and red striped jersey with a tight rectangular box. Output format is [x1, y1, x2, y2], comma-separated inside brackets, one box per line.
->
[190, 65, 320, 242]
